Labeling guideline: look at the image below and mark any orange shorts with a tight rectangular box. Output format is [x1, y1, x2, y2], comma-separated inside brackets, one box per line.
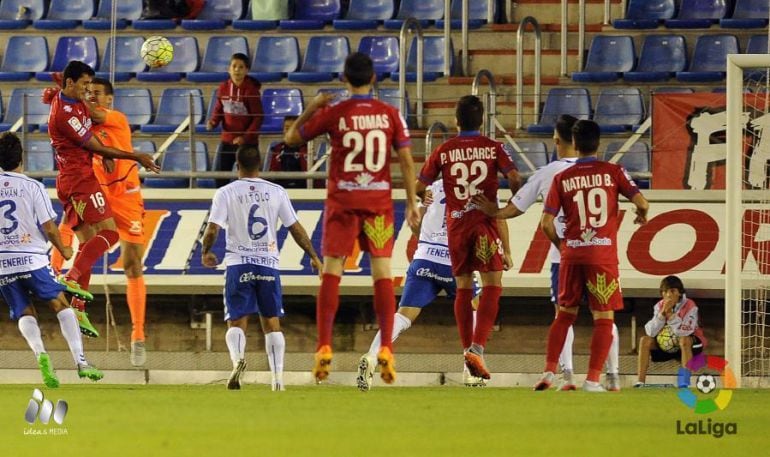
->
[322, 205, 394, 258]
[557, 263, 624, 312]
[107, 192, 145, 244]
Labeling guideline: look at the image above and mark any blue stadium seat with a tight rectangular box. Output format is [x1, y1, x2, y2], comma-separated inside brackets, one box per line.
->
[96, 36, 146, 82]
[83, 0, 142, 29]
[132, 140, 156, 154]
[744, 35, 769, 80]
[144, 141, 210, 188]
[358, 36, 399, 80]
[721, 0, 769, 28]
[24, 140, 56, 187]
[33, 0, 94, 29]
[261, 88, 303, 133]
[188, 36, 248, 83]
[572, 35, 635, 83]
[676, 34, 738, 83]
[181, 0, 242, 30]
[280, 0, 340, 30]
[593, 88, 645, 133]
[377, 87, 410, 120]
[527, 88, 591, 134]
[136, 36, 198, 82]
[317, 87, 350, 103]
[665, 0, 727, 29]
[288, 36, 349, 83]
[0, 0, 44, 28]
[384, 0, 443, 29]
[624, 35, 687, 82]
[36, 36, 97, 81]
[604, 141, 650, 188]
[333, 0, 393, 30]
[113, 88, 153, 129]
[436, 0, 494, 29]
[233, 0, 287, 30]
[249, 36, 299, 82]
[140, 88, 203, 133]
[507, 141, 548, 173]
[391, 36, 454, 82]
[195, 88, 220, 134]
[613, 0, 675, 29]
[261, 141, 280, 171]
[0, 88, 48, 131]
[0, 36, 47, 81]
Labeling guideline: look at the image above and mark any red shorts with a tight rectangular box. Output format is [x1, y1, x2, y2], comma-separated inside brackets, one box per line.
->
[447, 220, 504, 276]
[108, 192, 145, 244]
[57, 175, 113, 229]
[558, 263, 624, 311]
[322, 205, 394, 257]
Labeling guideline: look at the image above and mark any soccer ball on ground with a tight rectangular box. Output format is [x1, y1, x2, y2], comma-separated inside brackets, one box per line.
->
[696, 374, 717, 394]
[141, 36, 174, 69]
[656, 325, 680, 353]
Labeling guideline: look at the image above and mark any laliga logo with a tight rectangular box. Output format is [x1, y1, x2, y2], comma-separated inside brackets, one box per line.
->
[24, 388, 68, 425]
[675, 354, 737, 438]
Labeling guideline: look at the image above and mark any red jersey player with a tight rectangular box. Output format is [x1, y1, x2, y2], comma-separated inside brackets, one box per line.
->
[416, 95, 520, 380]
[49, 61, 159, 333]
[284, 52, 419, 384]
[535, 120, 649, 392]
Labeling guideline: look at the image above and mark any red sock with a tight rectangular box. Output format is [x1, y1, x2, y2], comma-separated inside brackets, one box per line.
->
[545, 311, 578, 373]
[473, 286, 502, 347]
[316, 273, 341, 350]
[588, 318, 614, 382]
[373, 278, 396, 351]
[454, 288, 474, 349]
[67, 230, 119, 284]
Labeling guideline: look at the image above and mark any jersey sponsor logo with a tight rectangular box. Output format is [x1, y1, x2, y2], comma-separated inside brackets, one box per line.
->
[363, 214, 393, 249]
[0, 272, 31, 286]
[67, 117, 82, 132]
[565, 228, 612, 248]
[415, 267, 453, 283]
[474, 235, 500, 264]
[129, 220, 142, 234]
[585, 273, 618, 305]
[337, 172, 390, 191]
[239, 271, 277, 283]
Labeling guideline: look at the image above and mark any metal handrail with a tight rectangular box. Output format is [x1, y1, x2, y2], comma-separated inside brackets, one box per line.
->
[516, 16, 542, 130]
[471, 69, 497, 138]
[399, 18, 424, 127]
[425, 121, 450, 155]
[443, 0, 451, 76]
[461, 0, 469, 76]
[578, 0, 586, 71]
[487, 0, 495, 23]
[560, 0, 568, 76]
[604, 0, 611, 25]
[188, 93, 197, 189]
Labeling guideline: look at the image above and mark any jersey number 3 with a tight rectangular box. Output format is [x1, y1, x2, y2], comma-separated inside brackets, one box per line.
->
[0, 200, 18, 235]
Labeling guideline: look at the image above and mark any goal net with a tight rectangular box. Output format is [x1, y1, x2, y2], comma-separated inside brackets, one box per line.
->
[726, 54, 770, 388]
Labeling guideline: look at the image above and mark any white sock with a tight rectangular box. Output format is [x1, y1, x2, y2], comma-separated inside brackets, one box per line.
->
[367, 313, 412, 357]
[559, 325, 574, 372]
[606, 323, 620, 374]
[225, 327, 246, 366]
[56, 308, 86, 366]
[265, 331, 285, 385]
[18, 315, 46, 358]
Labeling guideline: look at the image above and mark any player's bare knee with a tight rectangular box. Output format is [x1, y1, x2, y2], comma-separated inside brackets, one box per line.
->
[398, 306, 420, 322]
[48, 294, 69, 313]
[679, 335, 693, 348]
[227, 317, 248, 330]
[260, 317, 281, 333]
[639, 335, 653, 350]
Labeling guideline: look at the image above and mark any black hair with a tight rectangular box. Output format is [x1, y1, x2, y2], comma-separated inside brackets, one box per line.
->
[62, 60, 95, 87]
[660, 275, 686, 295]
[343, 52, 374, 88]
[230, 53, 250, 69]
[555, 114, 578, 143]
[455, 95, 484, 131]
[571, 119, 600, 153]
[0, 132, 23, 171]
[90, 77, 113, 95]
[236, 144, 261, 172]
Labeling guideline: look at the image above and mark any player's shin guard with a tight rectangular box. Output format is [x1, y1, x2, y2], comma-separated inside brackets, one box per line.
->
[544, 311, 578, 373]
[316, 274, 341, 350]
[127, 276, 147, 341]
[588, 319, 614, 382]
[373, 279, 396, 351]
[67, 230, 119, 285]
[473, 286, 502, 347]
[454, 288, 475, 349]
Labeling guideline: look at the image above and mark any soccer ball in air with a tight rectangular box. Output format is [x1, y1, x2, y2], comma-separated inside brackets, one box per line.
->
[656, 325, 679, 353]
[696, 374, 717, 394]
[141, 36, 174, 68]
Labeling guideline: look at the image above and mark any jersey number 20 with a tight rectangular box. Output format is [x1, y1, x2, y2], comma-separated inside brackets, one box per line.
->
[342, 130, 387, 173]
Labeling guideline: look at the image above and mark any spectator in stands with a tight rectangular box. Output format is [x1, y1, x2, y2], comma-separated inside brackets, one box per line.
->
[141, 0, 204, 19]
[269, 116, 308, 189]
[635, 275, 707, 387]
[207, 53, 263, 187]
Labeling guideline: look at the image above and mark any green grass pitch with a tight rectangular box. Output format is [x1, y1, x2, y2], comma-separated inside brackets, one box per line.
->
[1, 384, 768, 456]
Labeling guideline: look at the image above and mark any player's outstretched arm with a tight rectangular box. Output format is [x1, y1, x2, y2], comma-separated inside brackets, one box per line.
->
[284, 93, 335, 146]
[397, 146, 420, 230]
[471, 194, 524, 219]
[497, 218, 513, 271]
[84, 136, 160, 173]
[200, 223, 221, 268]
[631, 193, 649, 225]
[288, 222, 323, 277]
[41, 219, 73, 260]
[540, 213, 560, 249]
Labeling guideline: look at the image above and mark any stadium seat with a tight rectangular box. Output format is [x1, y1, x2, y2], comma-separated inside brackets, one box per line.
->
[24, 140, 56, 187]
[83, 0, 142, 29]
[572, 35, 635, 83]
[721, 0, 769, 28]
[188, 36, 248, 83]
[384, 0, 444, 29]
[0, 36, 47, 81]
[287, 36, 349, 83]
[358, 36, 400, 80]
[260, 88, 304, 133]
[280, 0, 340, 30]
[96, 36, 146, 82]
[33, 0, 94, 29]
[317, 87, 350, 102]
[0, 0, 45, 28]
[527, 88, 591, 134]
[113, 88, 153, 129]
[249, 36, 299, 82]
[613, 0, 675, 29]
[132, 140, 156, 154]
[436, 0, 495, 29]
[391, 36, 454, 82]
[140, 88, 203, 133]
[0, 88, 48, 131]
[36, 36, 97, 81]
[377, 87, 410, 120]
[593, 88, 645, 133]
[233, 0, 287, 30]
[746, 35, 769, 54]
[604, 141, 651, 188]
[181, 0, 242, 30]
[333, 0, 393, 30]
[507, 141, 548, 173]
[665, 0, 727, 29]
[195, 88, 220, 134]
[136, 36, 198, 82]
[624, 35, 687, 82]
[144, 141, 210, 188]
[676, 35, 738, 83]
[261, 141, 280, 171]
